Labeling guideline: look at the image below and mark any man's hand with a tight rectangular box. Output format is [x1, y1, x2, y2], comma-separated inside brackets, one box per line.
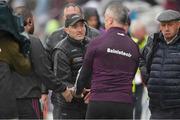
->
[69, 87, 84, 98]
[83, 88, 90, 104]
[61, 87, 73, 102]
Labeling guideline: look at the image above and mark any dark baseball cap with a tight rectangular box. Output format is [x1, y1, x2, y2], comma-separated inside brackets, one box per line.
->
[65, 14, 86, 27]
[157, 10, 180, 22]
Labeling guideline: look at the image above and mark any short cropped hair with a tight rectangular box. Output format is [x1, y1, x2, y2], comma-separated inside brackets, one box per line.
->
[105, 2, 129, 25]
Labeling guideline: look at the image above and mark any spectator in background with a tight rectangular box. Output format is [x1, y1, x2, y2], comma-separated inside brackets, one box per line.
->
[74, 3, 140, 119]
[130, 20, 148, 119]
[130, 20, 148, 49]
[45, 19, 60, 37]
[14, 6, 44, 118]
[14, 6, 73, 119]
[15, 6, 50, 119]
[140, 10, 180, 119]
[83, 7, 104, 32]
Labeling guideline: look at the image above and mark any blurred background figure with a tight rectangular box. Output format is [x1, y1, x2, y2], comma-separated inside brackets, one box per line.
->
[83, 7, 104, 32]
[130, 20, 148, 49]
[130, 19, 148, 120]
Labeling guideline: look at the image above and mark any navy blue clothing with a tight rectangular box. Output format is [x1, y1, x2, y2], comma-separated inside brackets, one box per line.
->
[76, 27, 140, 103]
[141, 33, 180, 109]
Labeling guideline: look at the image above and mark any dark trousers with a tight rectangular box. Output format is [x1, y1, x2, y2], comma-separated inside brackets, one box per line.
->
[150, 107, 180, 119]
[16, 98, 43, 119]
[86, 101, 133, 119]
[53, 102, 87, 119]
[134, 84, 143, 119]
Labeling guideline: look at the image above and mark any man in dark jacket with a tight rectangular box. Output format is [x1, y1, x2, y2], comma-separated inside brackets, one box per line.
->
[140, 10, 180, 119]
[52, 14, 90, 119]
[13, 6, 73, 119]
[45, 3, 99, 52]
[44, 3, 99, 119]
[74, 3, 140, 119]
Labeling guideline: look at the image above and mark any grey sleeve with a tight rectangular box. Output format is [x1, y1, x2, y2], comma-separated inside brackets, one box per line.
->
[31, 38, 66, 93]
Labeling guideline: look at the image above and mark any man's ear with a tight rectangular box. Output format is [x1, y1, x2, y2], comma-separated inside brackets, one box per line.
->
[26, 17, 33, 26]
[108, 17, 113, 25]
[64, 27, 69, 34]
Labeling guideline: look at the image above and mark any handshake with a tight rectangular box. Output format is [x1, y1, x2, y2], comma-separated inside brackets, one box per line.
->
[61, 87, 90, 103]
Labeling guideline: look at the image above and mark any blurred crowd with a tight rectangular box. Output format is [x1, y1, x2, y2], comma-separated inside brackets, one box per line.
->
[7, 0, 180, 40]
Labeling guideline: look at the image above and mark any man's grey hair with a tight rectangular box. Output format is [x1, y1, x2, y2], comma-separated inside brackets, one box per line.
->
[105, 2, 129, 25]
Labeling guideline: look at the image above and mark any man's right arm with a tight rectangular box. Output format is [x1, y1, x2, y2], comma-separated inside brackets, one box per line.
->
[53, 49, 73, 87]
[139, 35, 154, 85]
[53, 49, 73, 102]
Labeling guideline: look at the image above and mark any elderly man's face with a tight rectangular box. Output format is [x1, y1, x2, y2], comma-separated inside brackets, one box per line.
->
[65, 21, 86, 41]
[160, 21, 179, 41]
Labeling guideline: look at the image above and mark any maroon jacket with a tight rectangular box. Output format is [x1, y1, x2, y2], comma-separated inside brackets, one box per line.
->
[76, 27, 140, 103]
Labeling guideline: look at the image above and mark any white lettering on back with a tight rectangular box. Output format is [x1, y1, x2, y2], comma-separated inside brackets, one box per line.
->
[107, 48, 132, 58]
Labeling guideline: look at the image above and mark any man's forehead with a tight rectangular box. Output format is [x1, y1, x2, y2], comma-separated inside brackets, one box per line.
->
[64, 6, 80, 15]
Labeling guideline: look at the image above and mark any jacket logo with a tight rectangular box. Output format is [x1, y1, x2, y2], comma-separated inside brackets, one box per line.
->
[107, 48, 132, 58]
[73, 57, 83, 63]
[117, 32, 125, 36]
[71, 49, 78, 52]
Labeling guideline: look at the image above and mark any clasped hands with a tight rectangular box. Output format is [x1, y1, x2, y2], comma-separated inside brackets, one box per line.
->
[61, 87, 90, 103]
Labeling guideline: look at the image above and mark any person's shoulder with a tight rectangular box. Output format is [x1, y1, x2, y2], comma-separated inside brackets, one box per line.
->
[52, 38, 70, 56]
[45, 27, 66, 50]
[28, 34, 43, 46]
[146, 32, 162, 46]
[88, 33, 103, 47]
[49, 27, 65, 38]
[88, 26, 99, 33]
[86, 26, 100, 37]
[5, 38, 19, 48]
[29, 34, 40, 41]
[54, 36, 68, 50]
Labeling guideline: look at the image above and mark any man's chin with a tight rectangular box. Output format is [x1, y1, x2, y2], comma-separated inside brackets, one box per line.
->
[75, 36, 85, 40]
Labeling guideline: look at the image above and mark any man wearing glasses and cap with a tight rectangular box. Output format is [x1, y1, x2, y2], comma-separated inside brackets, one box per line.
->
[52, 14, 90, 119]
[140, 10, 180, 119]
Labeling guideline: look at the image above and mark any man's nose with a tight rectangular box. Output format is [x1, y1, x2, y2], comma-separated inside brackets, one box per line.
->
[77, 26, 83, 31]
[165, 25, 169, 30]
